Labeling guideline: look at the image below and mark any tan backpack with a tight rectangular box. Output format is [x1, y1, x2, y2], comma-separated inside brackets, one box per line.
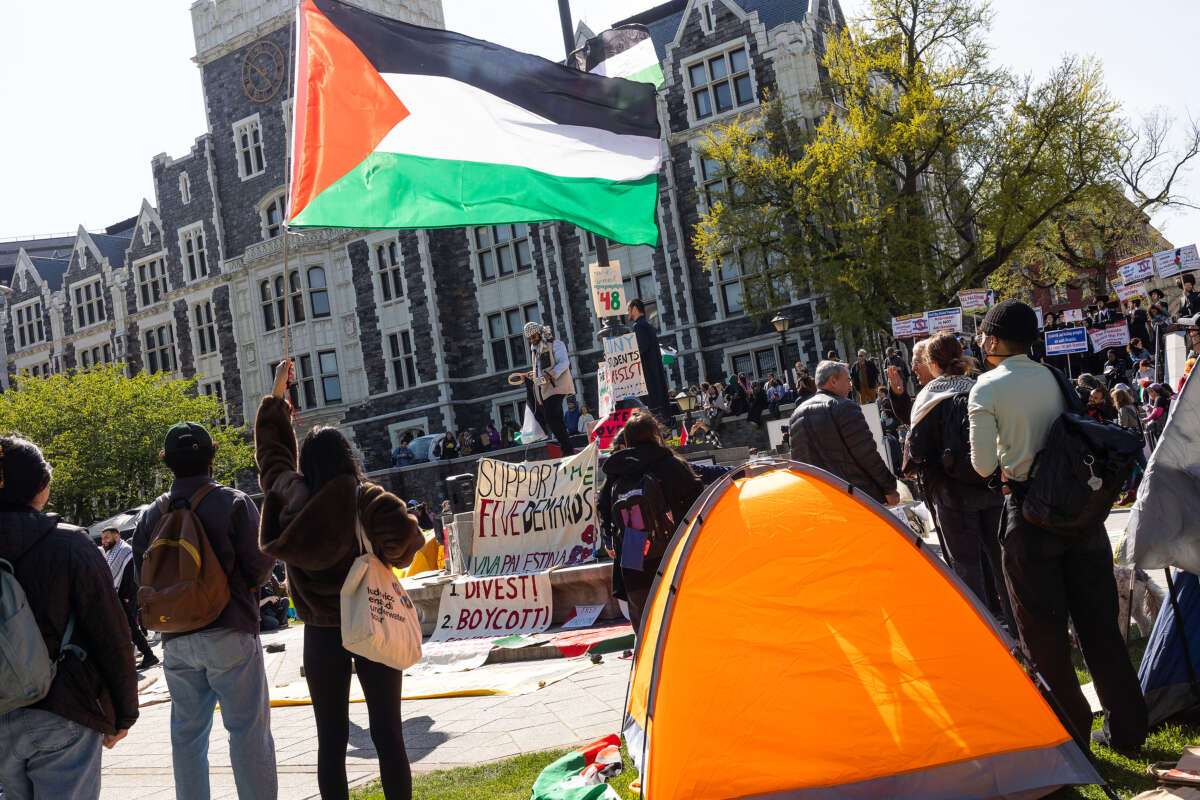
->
[137, 483, 230, 633]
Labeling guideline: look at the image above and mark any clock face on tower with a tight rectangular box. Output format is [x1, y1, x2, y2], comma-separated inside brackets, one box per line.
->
[242, 41, 286, 103]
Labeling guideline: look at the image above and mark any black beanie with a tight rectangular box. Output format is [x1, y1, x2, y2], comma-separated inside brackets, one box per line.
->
[0, 435, 52, 507]
[980, 299, 1039, 344]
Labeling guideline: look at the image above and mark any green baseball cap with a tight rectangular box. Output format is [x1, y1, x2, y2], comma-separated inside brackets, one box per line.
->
[164, 422, 213, 454]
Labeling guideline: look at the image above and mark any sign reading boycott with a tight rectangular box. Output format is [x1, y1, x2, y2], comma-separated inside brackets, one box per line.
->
[1089, 321, 1131, 351]
[1155, 244, 1199, 280]
[1117, 252, 1155, 284]
[472, 444, 599, 577]
[925, 307, 963, 334]
[430, 572, 552, 642]
[603, 333, 647, 399]
[588, 260, 624, 317]
[1045, 327, 1089, 355]
[590, 406, 635, 451]
[957, 289, 989, 313]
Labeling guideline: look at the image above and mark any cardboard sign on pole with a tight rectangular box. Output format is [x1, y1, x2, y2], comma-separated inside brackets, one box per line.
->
[1117, 251, 1155, 284]
[588, 260, 624, 317]
[603, 333, 647, 399]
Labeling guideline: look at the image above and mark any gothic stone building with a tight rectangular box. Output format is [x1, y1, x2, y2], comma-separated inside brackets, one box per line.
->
[3, 0, 845, 471]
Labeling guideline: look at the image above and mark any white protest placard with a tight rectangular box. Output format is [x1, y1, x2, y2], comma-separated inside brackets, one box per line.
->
[1045, 327, 1089, 355]
[957, 289, 990, 313]
[430, 573, 553, 642]
[561, 604, 605, 629]
[1088, 321, 1131, 351]
[1063, 308, 1084, 323]
[891, 313, 927, 338]
[588, 260, 624, 317]
[925, 307, 963, 334]
[1155, 245, 1199, 279]
[1035, 306, 1044, 329]
[1117, 252, 1155, 284]
[596, 362, 614, 419]
[1111, 276, 1146, 303]
[472, 444, 599, 576]
[603, 333, 648, 399]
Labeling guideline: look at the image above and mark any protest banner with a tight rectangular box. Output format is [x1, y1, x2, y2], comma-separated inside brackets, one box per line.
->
[1045, 327, 1089, 355]
[471, 444, 599, 577]
[1154, 244, 1199, 279]
[1117, 251, 1155, 283]
[1063, 308, 1084, 323]
[596, 362, 613, 419]
[957, 288, 990, 313]
[925, 307, 963, 334]
[603, 333, 647, 399]
[588, 259, 624, 318]
[891, 313, 927, 338]
[429, 572, 553, 642]
[589, 406, 635, 451]
[1111, 276, 1147, 303]
[1089, 321, 1131, 351]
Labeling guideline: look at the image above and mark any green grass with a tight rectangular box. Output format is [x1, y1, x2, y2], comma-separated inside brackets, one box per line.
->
[354, 639, 1200, 800]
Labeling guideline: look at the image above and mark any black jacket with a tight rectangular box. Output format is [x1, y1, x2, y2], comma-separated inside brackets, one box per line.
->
[788, 390, 896, 503]
[599, 443, 704, 596]
[902, 396, 1001, 511]
[850, 360, 881, 392]
[0, 509, 139, 734]
[134, 476, 274, 640]
[633, 317, 669, 415]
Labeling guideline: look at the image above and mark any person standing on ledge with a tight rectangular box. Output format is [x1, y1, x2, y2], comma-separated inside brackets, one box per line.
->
[629, 298, 669, 421]
[524, 322, 577, 456]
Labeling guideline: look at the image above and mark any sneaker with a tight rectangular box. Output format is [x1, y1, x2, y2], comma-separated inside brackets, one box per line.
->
[137, 653, 160, 671]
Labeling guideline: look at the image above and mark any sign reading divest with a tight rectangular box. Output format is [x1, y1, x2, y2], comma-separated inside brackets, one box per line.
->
[471, 444, 599, 577]
[1045, 327, 1089, 355]
[1117, 252, 1155, 283]
[588, 260, 624, 317]
[589, 406, 635, 451]
[1154, 245, 1199, 279]
[429, 572, 553, 642]
[603, 333, 647, 399]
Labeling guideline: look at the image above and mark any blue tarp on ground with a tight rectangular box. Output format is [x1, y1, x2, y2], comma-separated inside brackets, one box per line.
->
[1139, 569, 1200, 727]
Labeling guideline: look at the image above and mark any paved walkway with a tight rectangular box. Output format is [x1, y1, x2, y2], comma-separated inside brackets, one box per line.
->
[99, 624, 631, 800]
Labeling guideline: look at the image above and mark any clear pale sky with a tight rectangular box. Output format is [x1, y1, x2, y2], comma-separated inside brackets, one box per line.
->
[1, 0, 1197, 249]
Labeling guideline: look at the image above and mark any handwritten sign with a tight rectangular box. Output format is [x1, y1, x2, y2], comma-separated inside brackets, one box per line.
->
[1117, 252, 1155, 284]
[430, 573, 553, 642]
[1045, 327, 1089, 355]
[1154, 245, 1199, 280]
[588, 259, 624, 317]
[1088, 321, 1131, 351]
[596, 362, 614, 419]
[471, 444, 598, 577]
[589, 407, 635, 451]
[561, 604, 605, 629]
[603, 333, 647, 399]
[891, 313, 928, 338]
[957, 289, 990, 313]
[925, 307, 963, 334]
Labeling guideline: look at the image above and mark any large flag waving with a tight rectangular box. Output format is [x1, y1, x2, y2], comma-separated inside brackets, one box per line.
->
[289, 0, 662, 246]
[570, 24, 665, 89]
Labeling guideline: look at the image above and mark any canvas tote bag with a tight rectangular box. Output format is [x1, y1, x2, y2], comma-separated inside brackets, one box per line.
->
[340, 489, 423, 670]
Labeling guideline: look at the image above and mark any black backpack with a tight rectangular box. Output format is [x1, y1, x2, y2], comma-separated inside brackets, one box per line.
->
[1022, 366, 1142, 535]
[609, 471, 675, 570]
[939, 393, 991, 487]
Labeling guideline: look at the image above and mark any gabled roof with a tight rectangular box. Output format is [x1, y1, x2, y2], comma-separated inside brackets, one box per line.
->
[90, 232, 133, 269]
[0, 235, 74, 287]
[30, 257, 70, 292]
[616, 0, 811, 62]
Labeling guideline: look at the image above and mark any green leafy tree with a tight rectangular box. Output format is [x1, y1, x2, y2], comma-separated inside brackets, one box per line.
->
[0, 365, 254, 524]
[693, 0, 1126, 339]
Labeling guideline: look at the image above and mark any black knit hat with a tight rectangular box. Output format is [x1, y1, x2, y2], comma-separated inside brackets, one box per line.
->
[980, 299, 1039, 344]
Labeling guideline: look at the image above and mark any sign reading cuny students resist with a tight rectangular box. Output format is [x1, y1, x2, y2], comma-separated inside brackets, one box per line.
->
[603, 333, 647, 399]
[429, 572, 553, 642]
[588, 260, 624, 317]
[471, 444, 599, 577]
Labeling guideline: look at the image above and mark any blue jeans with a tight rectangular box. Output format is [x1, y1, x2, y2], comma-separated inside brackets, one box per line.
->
[0, 708, 102, 800]
[163, 627, 277, 800]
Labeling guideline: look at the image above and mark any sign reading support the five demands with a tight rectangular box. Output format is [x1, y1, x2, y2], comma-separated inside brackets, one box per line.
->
[603, 333, 648, 399]
[588, 259, 624, 317]
[471, 444, 599, 577]
[1045, 327, 1089, 355]
[430, 572, 553, 642]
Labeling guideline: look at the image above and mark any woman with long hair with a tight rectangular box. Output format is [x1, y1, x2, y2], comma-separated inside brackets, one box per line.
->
[902, 332, 1013, 630]
[255, 361, 424, 800]
[1112, 387, 1146, 504]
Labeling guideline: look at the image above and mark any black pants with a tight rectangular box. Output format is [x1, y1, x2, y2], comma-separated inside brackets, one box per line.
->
[304, 625, 411, 800]
[935, 501, 1014, 631]
[540, 393, 575, 455]
[1000, 496, 1148, 751]
[123, 599, 153, 658]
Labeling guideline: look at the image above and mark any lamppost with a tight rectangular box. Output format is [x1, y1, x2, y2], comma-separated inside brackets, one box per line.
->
[771, 312, 791, 377]
[674, 390, 697, 436]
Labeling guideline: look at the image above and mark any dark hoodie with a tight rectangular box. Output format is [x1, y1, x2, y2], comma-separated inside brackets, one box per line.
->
[599, 443, 704, 597]
[0, 508, 139, 734]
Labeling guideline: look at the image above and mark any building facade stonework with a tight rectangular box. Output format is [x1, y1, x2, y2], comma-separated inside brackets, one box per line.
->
[4, 0, 844, 470]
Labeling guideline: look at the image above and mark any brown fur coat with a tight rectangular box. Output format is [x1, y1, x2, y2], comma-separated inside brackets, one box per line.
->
[255, 396, 423, 626]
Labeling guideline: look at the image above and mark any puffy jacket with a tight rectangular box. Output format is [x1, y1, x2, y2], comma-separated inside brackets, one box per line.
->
[0, 508, 138, 734]
[254, 396, 424, 627]
[788, 390, 896, 503]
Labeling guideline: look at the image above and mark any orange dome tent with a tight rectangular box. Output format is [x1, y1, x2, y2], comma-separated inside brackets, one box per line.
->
[624, 462, 1102, 799]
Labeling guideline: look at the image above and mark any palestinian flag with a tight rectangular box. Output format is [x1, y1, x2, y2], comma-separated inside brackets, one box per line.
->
[571, 25, 665, 89]
[531, 734, 623, 800]
[289, 0, 662, 246]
